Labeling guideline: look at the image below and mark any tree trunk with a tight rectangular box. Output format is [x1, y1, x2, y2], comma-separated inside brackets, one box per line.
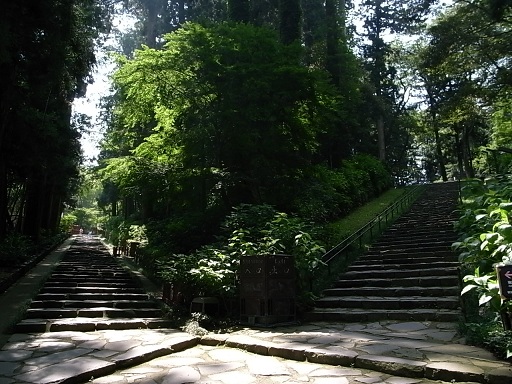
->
[455, 131, 464, 179]
[377, 115, 385, 161]
[143, 0, 161, 48]
[433, 126, 447, 181]
[22, 172, 46, 241]
[338, 0, 346, 39]
[111, 200, 117, 217]
[462, 126, 474, 178]
[178, 0, 185, 26]
[0, 159, 6, 239]
[326, 0, 341, 87]
[279, 0, 302, 45]
[228, 0, 250, 22]
[140, 190, 154, 220]
[43, 183, 63, 235]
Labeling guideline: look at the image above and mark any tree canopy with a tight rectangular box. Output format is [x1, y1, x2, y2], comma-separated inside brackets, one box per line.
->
[3, 0, 512, 258]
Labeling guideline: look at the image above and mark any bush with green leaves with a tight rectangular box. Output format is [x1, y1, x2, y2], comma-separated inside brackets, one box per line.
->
[128, 224, 148, 247]
[0, 232, 33, 266]
[59, 213, 77, 233]
[293, 155, 392, 222]
[453, 176, 512, 359]
[454, 176, 512, 317]
[462, 318, 512, 360]
[156, 204, 325, 305]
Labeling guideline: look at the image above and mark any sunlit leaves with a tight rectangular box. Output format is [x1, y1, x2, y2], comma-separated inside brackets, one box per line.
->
[102, 21, 340, 212]
[457, 177, 512, 314]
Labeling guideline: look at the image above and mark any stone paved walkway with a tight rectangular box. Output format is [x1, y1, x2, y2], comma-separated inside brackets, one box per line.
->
[0, 237, 511, 383]
[1, 320, 511, 384]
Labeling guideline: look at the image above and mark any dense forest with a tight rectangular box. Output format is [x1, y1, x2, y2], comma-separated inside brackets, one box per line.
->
[1, 0, 511, 275]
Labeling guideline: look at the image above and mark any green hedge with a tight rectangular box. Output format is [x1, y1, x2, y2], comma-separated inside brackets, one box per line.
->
[293, 154, 392, 222]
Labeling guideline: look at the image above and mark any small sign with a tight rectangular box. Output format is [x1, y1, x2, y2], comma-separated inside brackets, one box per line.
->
[497, 265, 512, 299]
[239, 255, 294, 278]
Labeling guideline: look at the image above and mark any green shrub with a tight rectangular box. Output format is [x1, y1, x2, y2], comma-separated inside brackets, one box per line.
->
[0, 233, 33, 267]
[462, 318, 512, 360]
[293, 155, 392, 222]
[156, 204, 325, 305]
[351, 154, 393, 195]
[59, 213, 77, 233]
[454, 176, 512, 358]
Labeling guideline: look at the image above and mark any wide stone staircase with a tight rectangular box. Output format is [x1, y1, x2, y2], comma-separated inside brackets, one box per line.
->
[306, 182, 463, 323]
[15, 236, 171, 333]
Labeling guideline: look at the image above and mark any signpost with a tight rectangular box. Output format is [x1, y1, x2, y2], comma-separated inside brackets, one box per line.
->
[496, 265, 512, 300]
[239, 254, 296, 326]
[496, 265, 512, 330]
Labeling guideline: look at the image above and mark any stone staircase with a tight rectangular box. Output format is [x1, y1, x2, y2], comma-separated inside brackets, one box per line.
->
[306, 182, 462, 323]
[15, 236, 171, 333]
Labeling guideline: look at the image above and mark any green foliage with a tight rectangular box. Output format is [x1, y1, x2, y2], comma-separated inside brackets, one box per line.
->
[488, 97, 512, 173]
[454, 177, 512, 316]
[325, 186, 409, 245]
[0, 233, 32, 266]
[59, 213, 77, 234]
[462, 318, 512, 360]
[100, 21, 341, 217]
[293, 155, 392, 222]
[156, 204, 325, 302]
[129, 224, 148, 247]
[221, 204, 277, 235]
[71, 207, 102, 232]
[416, 0, 512, 179]
[104, 216, 128, 246]
[0, 0, 112, 240]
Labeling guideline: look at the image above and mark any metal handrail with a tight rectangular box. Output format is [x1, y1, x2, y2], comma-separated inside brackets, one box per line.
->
[320, 185, 425, 273]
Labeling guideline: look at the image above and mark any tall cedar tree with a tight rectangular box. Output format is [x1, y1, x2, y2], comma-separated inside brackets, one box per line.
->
[279, 0, 302, 44]
[0, 0, 109, 241]
[228, 0, 250, 22]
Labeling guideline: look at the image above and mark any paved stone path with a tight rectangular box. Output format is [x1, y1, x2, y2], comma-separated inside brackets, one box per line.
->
[0, 236, 511, 383]
[1, 320, 511, 383]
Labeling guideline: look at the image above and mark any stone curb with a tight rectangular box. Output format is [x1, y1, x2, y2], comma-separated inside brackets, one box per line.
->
[199, 334, 512, 384]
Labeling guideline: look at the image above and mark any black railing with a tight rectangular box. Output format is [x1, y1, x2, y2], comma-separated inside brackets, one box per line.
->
[320, 185, 425, 275]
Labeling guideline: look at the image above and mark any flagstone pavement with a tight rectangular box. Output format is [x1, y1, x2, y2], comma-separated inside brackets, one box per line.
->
[0, 237, 511, 384]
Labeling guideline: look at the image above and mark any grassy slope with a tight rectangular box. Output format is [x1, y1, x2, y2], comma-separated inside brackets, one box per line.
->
[308, 186, 421, 298]
[324, 186, 414, 246]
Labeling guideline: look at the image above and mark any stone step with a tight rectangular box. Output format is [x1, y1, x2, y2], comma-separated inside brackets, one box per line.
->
[390, 217, 455, 225]
[367, 242, 454, 252]
[322, 286, 460, 297]
[16, 237, 170, 333]
[360, 250, 456, 260]
[49, 271, 132, 278]
[14, 318, 174, 333]
[371, 234, 456, 247]
[43, 281, 138, 288]
[347, 261, 459, 271]
[340, 266, 459, 279]
[352, 257, 458, 266]
[378, 233, 456, 242]
[333, 275, 459, 288]
[35, 292, 151, 301]
[39, 286, 144, 294]
[30, 299, 160, 309]
[304, 308, 461, 323]
[308, 182, 462, 323]
[25, 307, 163, 319]
[313, 296, 460, 310]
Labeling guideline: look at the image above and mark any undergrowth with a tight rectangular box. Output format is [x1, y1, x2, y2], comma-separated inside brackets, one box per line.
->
[460, 315, 512, 360]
